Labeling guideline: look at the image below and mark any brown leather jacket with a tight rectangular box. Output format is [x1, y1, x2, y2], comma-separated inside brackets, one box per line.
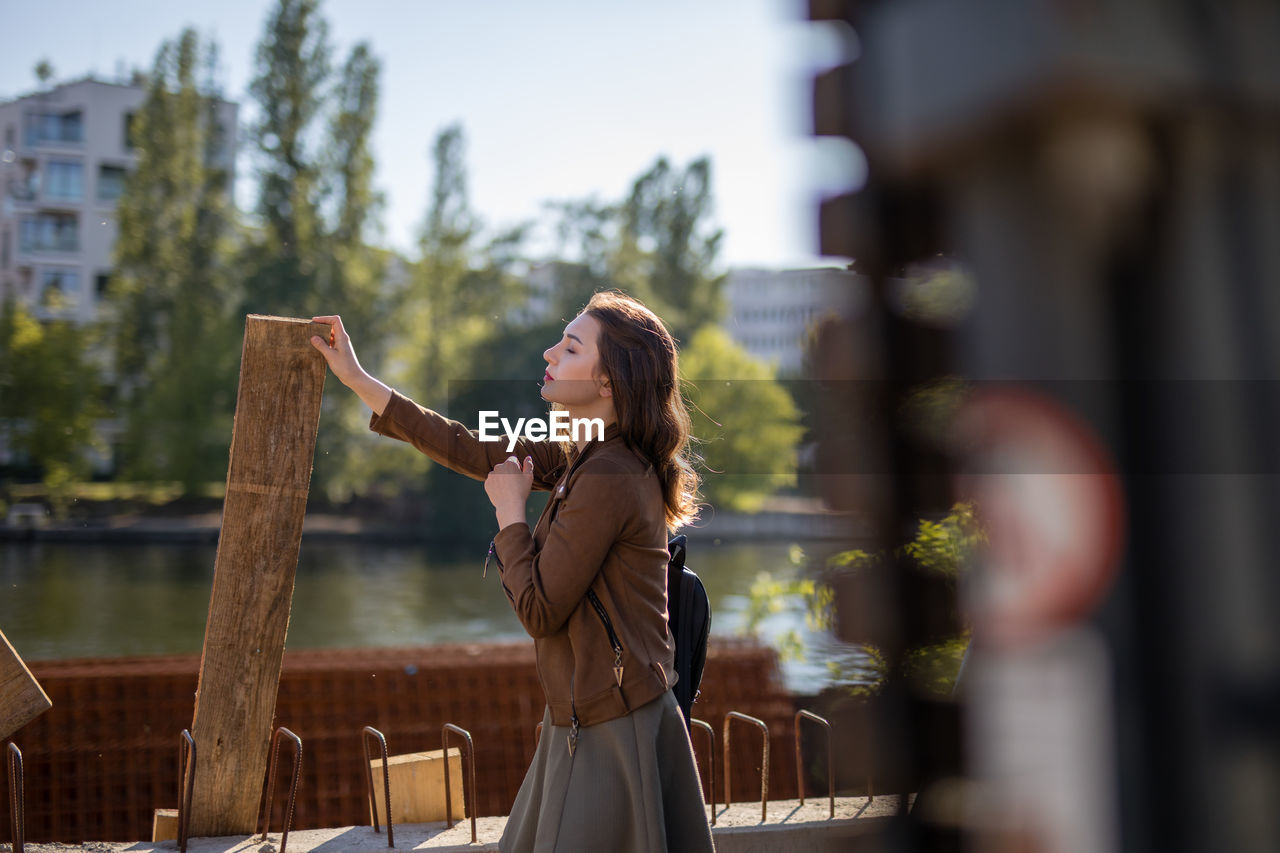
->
[370, 391, 676, 727]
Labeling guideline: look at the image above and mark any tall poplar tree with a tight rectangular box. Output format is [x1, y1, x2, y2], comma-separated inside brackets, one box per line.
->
[548, 155, 725, 343]
[239, 0, 394, 501]
[109, 29, 240, 491]
[322, 42, 387, 349]
[620, 156, 725, 341]
[242, 0, 331, 315]
[351, 124, 531, 528]
[313, 41, 392, 500]
[395, 124, 528, 406]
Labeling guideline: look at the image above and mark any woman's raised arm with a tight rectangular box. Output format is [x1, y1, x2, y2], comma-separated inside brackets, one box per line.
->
[309, 314, 393, 416]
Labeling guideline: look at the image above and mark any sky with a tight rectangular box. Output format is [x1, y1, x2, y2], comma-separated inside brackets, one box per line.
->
[0, 0, 864, 270]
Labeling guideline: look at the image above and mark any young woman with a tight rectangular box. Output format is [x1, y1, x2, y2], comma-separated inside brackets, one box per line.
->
[310, 291, 716, 852]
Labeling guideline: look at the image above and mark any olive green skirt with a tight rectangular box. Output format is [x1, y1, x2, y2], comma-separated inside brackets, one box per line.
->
[500, 689, 715, 853]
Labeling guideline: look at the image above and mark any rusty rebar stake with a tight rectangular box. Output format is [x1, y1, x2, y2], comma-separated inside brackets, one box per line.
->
[361, 726, 394, 847]
[691, 719, 716, 826]
[7, 742, 23, 853]
[260, 727, 303, 853]
[177, 730, 197, 853]
[723, 711, 770, 823]
[442, 723, 478, 844]
[794, 710, 834, 819]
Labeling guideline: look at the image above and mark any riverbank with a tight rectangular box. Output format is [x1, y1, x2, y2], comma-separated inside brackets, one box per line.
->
[0, 494, 859, 544]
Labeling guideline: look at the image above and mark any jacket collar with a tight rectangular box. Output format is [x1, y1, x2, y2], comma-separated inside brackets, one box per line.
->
[567, 420, 621, 467]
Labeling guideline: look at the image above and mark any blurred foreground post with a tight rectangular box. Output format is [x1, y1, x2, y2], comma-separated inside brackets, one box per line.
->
[187, 315, 326, 836]
[811, 1, 1280, 851]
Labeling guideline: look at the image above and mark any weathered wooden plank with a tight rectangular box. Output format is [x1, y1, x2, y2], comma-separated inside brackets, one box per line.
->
[187, 315, 326, 836]
[369, 748, 466, 825]
[0, 627, 51, 740]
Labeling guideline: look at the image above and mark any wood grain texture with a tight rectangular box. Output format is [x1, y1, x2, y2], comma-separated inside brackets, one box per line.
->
[188, 315, 326, 836]
[0, 627, 52, 740]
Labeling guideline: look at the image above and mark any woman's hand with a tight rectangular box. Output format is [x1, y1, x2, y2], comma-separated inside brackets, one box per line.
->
[310, 315, 392, 415]
[309, 315, 365, 385]
[486, 455, 534, 530]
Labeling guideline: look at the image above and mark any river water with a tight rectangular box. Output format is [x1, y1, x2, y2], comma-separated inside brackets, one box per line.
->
[0, 538, 869, 694]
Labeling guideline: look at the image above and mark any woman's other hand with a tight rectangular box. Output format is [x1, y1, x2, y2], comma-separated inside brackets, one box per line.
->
[310, 314, 392, 415]
[486, 455, 534, 530]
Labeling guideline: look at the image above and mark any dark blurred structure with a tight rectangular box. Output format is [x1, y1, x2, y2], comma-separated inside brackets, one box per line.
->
[810, 1, 1280, 851]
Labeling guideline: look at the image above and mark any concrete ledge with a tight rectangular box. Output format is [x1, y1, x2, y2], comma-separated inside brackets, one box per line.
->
[18, 796, 904, 853]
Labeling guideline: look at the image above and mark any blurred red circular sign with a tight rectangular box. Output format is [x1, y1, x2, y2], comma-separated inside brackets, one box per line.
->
[956, 388, 1125, 646]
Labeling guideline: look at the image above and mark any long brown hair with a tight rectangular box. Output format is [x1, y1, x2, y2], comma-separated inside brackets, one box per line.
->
[583, 290, 700, 530]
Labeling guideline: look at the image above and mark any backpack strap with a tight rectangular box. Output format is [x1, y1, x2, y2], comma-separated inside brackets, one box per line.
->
[667, 534, 687, 639]
[668, 534, 687, 570]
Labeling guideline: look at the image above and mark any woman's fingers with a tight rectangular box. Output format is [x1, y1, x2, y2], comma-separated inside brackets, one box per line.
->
[308, 314, 362, 382]
[490, 455, 534, 481]
[311, 315, 348, 346]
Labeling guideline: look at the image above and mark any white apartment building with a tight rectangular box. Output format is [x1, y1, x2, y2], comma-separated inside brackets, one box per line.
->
[723, 266, 867, 376]
[0, 77, 237, 325]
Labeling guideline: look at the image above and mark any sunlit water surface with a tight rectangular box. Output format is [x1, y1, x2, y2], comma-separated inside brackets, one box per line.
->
[0, 538, 870, 694]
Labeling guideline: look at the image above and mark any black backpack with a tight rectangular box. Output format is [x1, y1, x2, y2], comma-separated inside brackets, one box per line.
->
[666, 534, 711, 730]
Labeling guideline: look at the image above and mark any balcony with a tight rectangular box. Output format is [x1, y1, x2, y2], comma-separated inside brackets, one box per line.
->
[24, 111, 84, 149]
[6, 179, 37, 202]
[19, 214, 79, 255]
[4, 158, 41, 203]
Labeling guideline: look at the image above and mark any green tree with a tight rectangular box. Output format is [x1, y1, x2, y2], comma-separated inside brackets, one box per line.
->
[744, 505, 985, 697]
[398, 124, 483, 405]
[547, 155, 725, 342]
[311, 41, 391, 501]
[33, 59, 55, 87]
[341, 123, 529, 522]
[543, 198, 617, 320]
[237, 1, 398, 502]
[619, 156, 724, 340]
[108, 29, 240, 492]
[0, 298, 103, 513]
[242, 0, 331, 315]
[679, 326, 804, 513]
[395, 125, 528, 405]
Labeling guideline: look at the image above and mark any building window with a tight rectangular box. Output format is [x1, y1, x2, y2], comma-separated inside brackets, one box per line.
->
[8, 159, 38, 201]
[123, 112, 137, 151]
[211, 121, 228, 161]
[19, 213, 78, 253]
[96, 272, 111, 298]
[39, 267, 79, 311]
[97, 164, 127, 201]
[24, 110, 83, 146]
[45, 160, 84, 200]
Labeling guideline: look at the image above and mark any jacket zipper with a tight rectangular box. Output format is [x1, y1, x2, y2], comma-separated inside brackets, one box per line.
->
[566, 589, 623, 757]
[562, 442, 603, 757]
[504, 440, 608, 758]
[568, 673, 580, 756]
[586, 588, 625, 687]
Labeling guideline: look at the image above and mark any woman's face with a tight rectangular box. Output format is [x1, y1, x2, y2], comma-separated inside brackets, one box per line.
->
[541, 312, 610, 410]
